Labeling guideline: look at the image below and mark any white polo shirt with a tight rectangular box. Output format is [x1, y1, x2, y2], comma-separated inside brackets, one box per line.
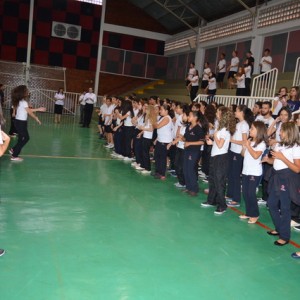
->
[54, 93, 65, 105]
[242, 141, 266, 176]
[230, 120, 249, 153]
[260, 56, 272, 72]
[230, 57, 239, 72]
[211, 128, 231, 157]
[15, 100, 29, 121]
[273, 144, 300, 171]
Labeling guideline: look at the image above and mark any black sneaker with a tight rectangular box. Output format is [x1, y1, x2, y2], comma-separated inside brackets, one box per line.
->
[0, 249, 5, 257]
[214, 208, 226, 215]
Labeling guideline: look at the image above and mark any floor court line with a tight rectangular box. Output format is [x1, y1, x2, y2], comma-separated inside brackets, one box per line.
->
[4, 154, 116, 161]
[229, 207, 300, 248]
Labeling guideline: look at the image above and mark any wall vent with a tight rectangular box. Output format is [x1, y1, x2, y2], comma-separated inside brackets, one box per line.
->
[52, 22, 81, 41]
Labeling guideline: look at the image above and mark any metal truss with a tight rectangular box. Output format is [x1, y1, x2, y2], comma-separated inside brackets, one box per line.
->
[153, 0, 206, 32]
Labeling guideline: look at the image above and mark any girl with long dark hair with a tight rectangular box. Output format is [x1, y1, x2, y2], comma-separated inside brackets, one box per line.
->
[117, 100, 134, 161]
[9, 85, 45, 161]
[240, 121, 268, 223]
[227, 104, 254, 207]
[182, 111, 208, 196]
[153, 104, 173, 180]
[201, 107, 236, 214]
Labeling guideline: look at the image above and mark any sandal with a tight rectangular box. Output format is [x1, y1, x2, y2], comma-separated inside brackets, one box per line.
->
[248, 217, 259, 224]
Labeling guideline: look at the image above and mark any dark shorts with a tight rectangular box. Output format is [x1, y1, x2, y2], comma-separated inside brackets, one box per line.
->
[98, 115, 104, 126]
[185, 80, 190, 87]
[228, 71, 237, 79]
[104, 125, 112, 133]
[201, 80, 208, 89]
[54, 104, 63, 114]
[217, 72, 225, 83]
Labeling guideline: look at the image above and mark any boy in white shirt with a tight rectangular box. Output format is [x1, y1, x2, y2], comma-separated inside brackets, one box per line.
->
[259, 49, 272, 73]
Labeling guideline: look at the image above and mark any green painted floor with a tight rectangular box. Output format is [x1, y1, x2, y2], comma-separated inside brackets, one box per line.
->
[0, 114, 300, 300]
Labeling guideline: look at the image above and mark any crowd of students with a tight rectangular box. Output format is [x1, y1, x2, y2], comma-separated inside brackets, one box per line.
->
[96, 91, 300, 258]
[0, 84, 300, 259]
[186, 48, 274, 103]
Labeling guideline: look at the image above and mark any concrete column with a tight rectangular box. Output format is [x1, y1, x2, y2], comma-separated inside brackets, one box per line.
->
[195, 47, 205, 75]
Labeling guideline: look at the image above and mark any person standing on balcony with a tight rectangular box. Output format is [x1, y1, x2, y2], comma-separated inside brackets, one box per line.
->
[201, 62, 211, 94]
[82, 87, 97, 128]
[188, 70, 199, 102]
[227, 50, 239, 89]
[259, 48, 272, 74]
[185, 62, 196, 96]
[54, 88, 65, 124]
[244, 58, 252, 96]
[216, 53, 226, 89]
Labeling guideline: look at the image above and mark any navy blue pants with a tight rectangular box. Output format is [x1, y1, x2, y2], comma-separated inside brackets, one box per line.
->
[154, 141, 168, 176]
[141, 137, 152, 171]
[242, 175, 261, 217]
[122, 126, 134, 158]
[113, 127, 123, 155]
[133, 132, 143, 164]
[268, 169, 293, 241]
[83, 103, 94, 127]
[227, 151, 243, 203]
[183, 148, 201, 193]
[175, 148, 185, 185]
[207, 153, 228, 210]
[168, 145, 176, 170]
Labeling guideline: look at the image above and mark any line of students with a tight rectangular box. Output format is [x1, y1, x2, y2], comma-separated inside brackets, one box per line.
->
[98, 95, 300, 252]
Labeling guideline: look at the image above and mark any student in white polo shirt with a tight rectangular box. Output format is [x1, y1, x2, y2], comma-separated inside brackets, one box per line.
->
[54, 88, 65, 124]
[201, 106, 236, 215]
[259, 48, 272, 74]
[262, 122, 300, 246]
[9, 85, 46, 161]
[240, 121, 267, 224]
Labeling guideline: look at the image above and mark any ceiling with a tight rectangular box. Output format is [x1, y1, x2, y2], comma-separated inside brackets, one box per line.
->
[127, 0, 270, 34]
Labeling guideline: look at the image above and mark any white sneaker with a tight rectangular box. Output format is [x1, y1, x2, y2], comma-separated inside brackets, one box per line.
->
[107, 144, 114, 149]
[123, 157, 133, 161]
[11, 157, 23, 162]
[291, 220, 300, 227]
[257, 199, 267, 205]
[140, 170, 151, 175]
[293, 226, 300, 232]
[115, 154, 124, 159]
[135, 166, 145, 171]
[174, 182, 185, 188]
[131, 162, 138, 167]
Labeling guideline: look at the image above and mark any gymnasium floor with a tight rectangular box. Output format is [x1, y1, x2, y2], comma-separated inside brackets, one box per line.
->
[0, 113, 299, 300]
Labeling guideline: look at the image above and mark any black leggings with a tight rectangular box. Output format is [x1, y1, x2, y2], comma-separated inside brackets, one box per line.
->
[12, 120, 30, 157]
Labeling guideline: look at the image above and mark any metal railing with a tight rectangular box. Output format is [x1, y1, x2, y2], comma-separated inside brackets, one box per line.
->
[293, 57, 300, 87]
[2, 86, 103, 116]
[251, 68, 278, 98]
[194, 94, 275, 109]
